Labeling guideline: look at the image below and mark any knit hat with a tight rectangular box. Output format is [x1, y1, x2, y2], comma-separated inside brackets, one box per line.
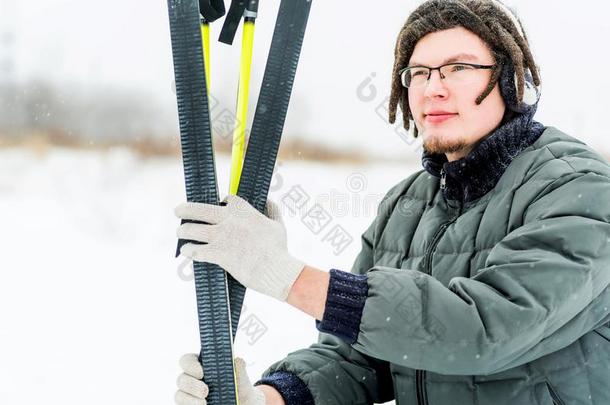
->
[388, 0, 542, 136]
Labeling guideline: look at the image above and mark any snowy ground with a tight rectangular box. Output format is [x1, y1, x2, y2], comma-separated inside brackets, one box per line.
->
[0, 146, 420, 404]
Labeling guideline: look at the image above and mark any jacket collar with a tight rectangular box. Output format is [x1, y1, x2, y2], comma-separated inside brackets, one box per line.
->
[421, 113, 546, 204]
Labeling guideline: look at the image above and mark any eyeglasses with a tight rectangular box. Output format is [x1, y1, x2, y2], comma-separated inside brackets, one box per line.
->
[399, 62, 498, 88]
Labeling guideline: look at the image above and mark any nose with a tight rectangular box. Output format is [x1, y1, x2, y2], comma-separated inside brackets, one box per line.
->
[423, 69, 448, 98]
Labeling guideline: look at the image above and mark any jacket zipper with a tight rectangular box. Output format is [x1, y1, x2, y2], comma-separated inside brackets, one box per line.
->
[416, 370, 427, 405]
[545, 380, 564, 405]
[440, 168, 446, 190]
[415, 205, 460, 405]
[415, 221, 450, 405]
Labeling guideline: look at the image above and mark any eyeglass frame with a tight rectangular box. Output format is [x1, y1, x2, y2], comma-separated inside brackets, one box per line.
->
[399, 62, 499, 88]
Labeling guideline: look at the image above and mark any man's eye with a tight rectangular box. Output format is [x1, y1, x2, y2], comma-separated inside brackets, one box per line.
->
[451, 64, 471, 72]
[411, 69, 427, 76]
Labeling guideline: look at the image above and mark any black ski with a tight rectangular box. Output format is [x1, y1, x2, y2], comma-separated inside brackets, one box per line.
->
[229, 0, 313, 340]
[166, 1, 238, 404]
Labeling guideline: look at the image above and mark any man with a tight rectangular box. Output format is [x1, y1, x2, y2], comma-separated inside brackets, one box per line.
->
[174, 0, 610, 404]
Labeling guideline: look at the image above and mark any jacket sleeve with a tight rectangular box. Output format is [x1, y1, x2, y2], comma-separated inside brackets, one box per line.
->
[254, 216, 395, 405]
[321, 169, 610, 375]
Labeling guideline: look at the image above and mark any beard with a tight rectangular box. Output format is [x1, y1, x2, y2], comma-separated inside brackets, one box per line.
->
[420, 129, 469, 155]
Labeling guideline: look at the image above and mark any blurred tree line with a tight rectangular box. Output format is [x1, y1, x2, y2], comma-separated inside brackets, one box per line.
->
[0, 80, 174, 143]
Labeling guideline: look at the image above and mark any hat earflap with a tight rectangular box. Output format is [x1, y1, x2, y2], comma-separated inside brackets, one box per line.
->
[499, 60, 540, 113]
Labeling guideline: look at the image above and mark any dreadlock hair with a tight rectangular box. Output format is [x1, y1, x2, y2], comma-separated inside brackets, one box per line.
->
[388, 0, 541, 137]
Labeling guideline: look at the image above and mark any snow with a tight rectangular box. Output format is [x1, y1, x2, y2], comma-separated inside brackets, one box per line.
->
[0, 146, 419, 404]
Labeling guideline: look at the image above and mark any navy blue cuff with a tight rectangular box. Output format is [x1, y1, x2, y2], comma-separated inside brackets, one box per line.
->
[315, 268, 369, 344]
[254, 371, 315, 405]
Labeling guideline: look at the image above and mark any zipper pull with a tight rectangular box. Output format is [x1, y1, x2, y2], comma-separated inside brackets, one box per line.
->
[440, 168, 446, 190]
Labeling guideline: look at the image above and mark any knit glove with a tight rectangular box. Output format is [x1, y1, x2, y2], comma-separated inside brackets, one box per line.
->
[175, 195, 306, 301]
[175, 353, 265, 405]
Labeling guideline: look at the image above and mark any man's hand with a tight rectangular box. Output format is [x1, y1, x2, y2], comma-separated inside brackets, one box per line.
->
[175, 353, 283, 405]
[175, 195, 306, 301]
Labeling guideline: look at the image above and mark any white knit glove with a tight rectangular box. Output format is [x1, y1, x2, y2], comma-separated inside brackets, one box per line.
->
[175, 354, 265, 405]
[175, 195, 306, 301]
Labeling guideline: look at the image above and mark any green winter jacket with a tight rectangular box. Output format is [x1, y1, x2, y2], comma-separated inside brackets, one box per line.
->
[256, 124, 610, 405]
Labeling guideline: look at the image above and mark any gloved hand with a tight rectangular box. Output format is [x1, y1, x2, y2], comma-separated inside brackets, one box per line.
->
[175, 195, 306, 301]
[175, 353, 266, 405]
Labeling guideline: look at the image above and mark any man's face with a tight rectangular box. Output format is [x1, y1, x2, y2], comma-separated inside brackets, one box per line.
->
[408, 26, 506, 161]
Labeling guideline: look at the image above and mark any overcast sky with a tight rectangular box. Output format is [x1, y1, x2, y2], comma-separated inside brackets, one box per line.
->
[2, 0, 609, 158]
